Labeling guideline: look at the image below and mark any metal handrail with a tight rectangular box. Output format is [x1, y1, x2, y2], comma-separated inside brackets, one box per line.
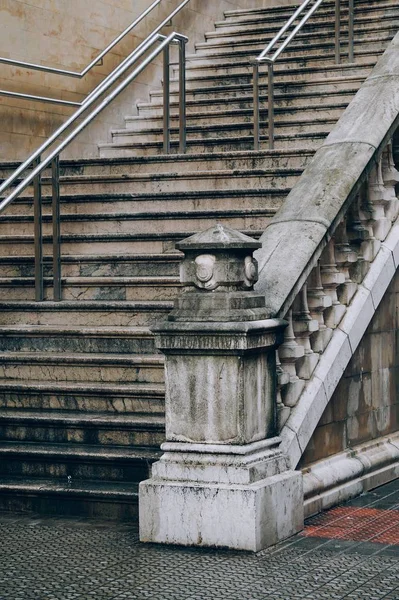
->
[0, 0, 162, 78]
[0, 30, 188, 302]
[0, 0, 192, 106]
[253, 0, 355, 150]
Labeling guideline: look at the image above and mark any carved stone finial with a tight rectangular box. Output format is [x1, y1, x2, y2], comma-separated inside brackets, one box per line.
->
[169, 224, 269, 322]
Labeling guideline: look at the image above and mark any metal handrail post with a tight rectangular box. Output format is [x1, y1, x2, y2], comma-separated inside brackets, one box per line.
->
[33, 157, 44, 301]
[268, 63, 275, 150]
[52, 157, 62, 302]
[253, 63, 260, 151]
[178, 38, 187, 154]
[348, 0, 354, 63]
[335, 0, 341, 64]
[163, 44, 171, 154]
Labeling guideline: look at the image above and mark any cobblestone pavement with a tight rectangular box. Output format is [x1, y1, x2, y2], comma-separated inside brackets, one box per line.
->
[0, 479, 398, 600]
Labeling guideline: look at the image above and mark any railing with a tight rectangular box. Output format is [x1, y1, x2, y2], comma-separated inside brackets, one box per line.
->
[0, 16, 190, 301]
[253, 28, 399, 464]
[0, 0, 191, 106]
[253, 0, 355, 150]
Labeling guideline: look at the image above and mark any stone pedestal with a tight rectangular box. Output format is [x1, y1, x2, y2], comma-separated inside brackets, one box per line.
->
[139, 225, 304, 551]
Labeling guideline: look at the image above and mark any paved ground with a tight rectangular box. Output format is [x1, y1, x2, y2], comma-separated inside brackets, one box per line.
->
[0, 479, 398, 600]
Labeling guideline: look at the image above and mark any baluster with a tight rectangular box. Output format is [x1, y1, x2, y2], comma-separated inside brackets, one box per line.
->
[347, 188, 375, 283]
[276, 350, 291, 430]
[334, 219, 358, 306]
[307, 263, 333, 354]
[278, 309, 305, 408]
[292, 284, 319, 379]
[320, 239, 346, 329]
[367, 158, 391, 241]
[382, 141, 399, 222]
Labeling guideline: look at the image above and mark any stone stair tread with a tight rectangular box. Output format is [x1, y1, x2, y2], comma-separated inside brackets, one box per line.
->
[0, 350, 164, 366]
[0, 440, 162, 460]
[0, 378, 163, 394]
[0, 323, 152, 335]
[0, 299, 174, 309]
[0, 276, 179, 284]
[0, 408, 165, 427]
[0, 478, 139, 498]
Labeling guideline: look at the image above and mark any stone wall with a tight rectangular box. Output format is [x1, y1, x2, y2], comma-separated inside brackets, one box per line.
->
[0, 0, 271, 161]
[300, 270, 399, 467]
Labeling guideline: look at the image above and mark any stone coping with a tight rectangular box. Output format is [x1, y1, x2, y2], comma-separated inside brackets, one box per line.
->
[254, 31, 399, 319]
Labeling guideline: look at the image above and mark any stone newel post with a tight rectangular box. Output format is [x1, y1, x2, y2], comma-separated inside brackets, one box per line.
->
[139, 225, 303, 552]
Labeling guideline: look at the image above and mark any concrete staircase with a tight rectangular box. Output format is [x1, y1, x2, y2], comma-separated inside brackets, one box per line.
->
[0, 0, 398, 520]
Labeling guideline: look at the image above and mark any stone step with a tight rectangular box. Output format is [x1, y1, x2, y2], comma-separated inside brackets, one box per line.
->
[100, 130, 326, 157]
[0, 300, 173, 327]
[0, 227, 263, 255]
[0, 442, 161, 484]
[148, 74, 367, 103]
[203, 13, 399, 42]
[0, 254, 181, 278]
[110, 116, 336, 144]
[0, 352, 165, 384]
[219, 3, 398, 28]
[0, 409, 165, 447]
[178, 47, 385, 79]
[0, 207, 276, 239]
[223, 0, 396, 20]
[0, 378, 164, 414]
[137, 88, 359, 117]
[195, 22, 397, 53]
[5, 186, 291, 217]
[11, 167, 302, 198]
[0, 276, 181, 301]
[190, 32, 393, 63]
[0, 149, 314, 180]
[124, 104, 346, 132]
[0, 325, 157, 354]
[0, 478, 140, 520]
[172, 62, 375, 90]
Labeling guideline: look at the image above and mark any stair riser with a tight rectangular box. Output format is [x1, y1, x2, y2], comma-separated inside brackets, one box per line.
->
[173, 65, 374, 91]
[137, 92, 357, 116]
[0, 456, 152, 483]
[196, 25, 397, 53]
[0, 335, 156, 354]
[0, 153, 312, 181]
[0, 259, 180, 278]
[0, 238, 183, 255]
[99, 134, 325, 157]
[0, 423, 164, 446]
[125, 107, 345, 131]
[0, 390, 164, 414]
[0, 282, 180, 302]
[219, 4, 399, 25]
[111, 121, 335, 145]
[149, 78, 365, 103]
[0, 362, 164, 384]
[0, 308, 169, 327]
[175, 51, 383, 79]
[204, 16, 399, 41]
[33, 171, 301, 195]
[0, 491, 139, 521]
[191, 36, 393, 62]
[0, 213, 274, 237]
[5, 192, 288, 218]
[224, 1, 397, 20]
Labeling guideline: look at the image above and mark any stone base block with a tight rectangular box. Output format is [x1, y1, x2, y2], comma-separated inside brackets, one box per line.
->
[139, 470, 303, 552]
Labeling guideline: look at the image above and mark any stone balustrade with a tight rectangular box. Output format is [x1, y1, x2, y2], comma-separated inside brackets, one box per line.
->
[276, 133, 399, 429]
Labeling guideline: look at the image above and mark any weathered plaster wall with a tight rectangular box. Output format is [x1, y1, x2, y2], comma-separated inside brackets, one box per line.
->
[0, 0, 271, 161]
[300, 270, 399, 467]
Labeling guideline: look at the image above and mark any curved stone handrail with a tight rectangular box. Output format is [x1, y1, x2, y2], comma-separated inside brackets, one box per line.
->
[254, 31, 399, 473]
[255, 31, 399, 318]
